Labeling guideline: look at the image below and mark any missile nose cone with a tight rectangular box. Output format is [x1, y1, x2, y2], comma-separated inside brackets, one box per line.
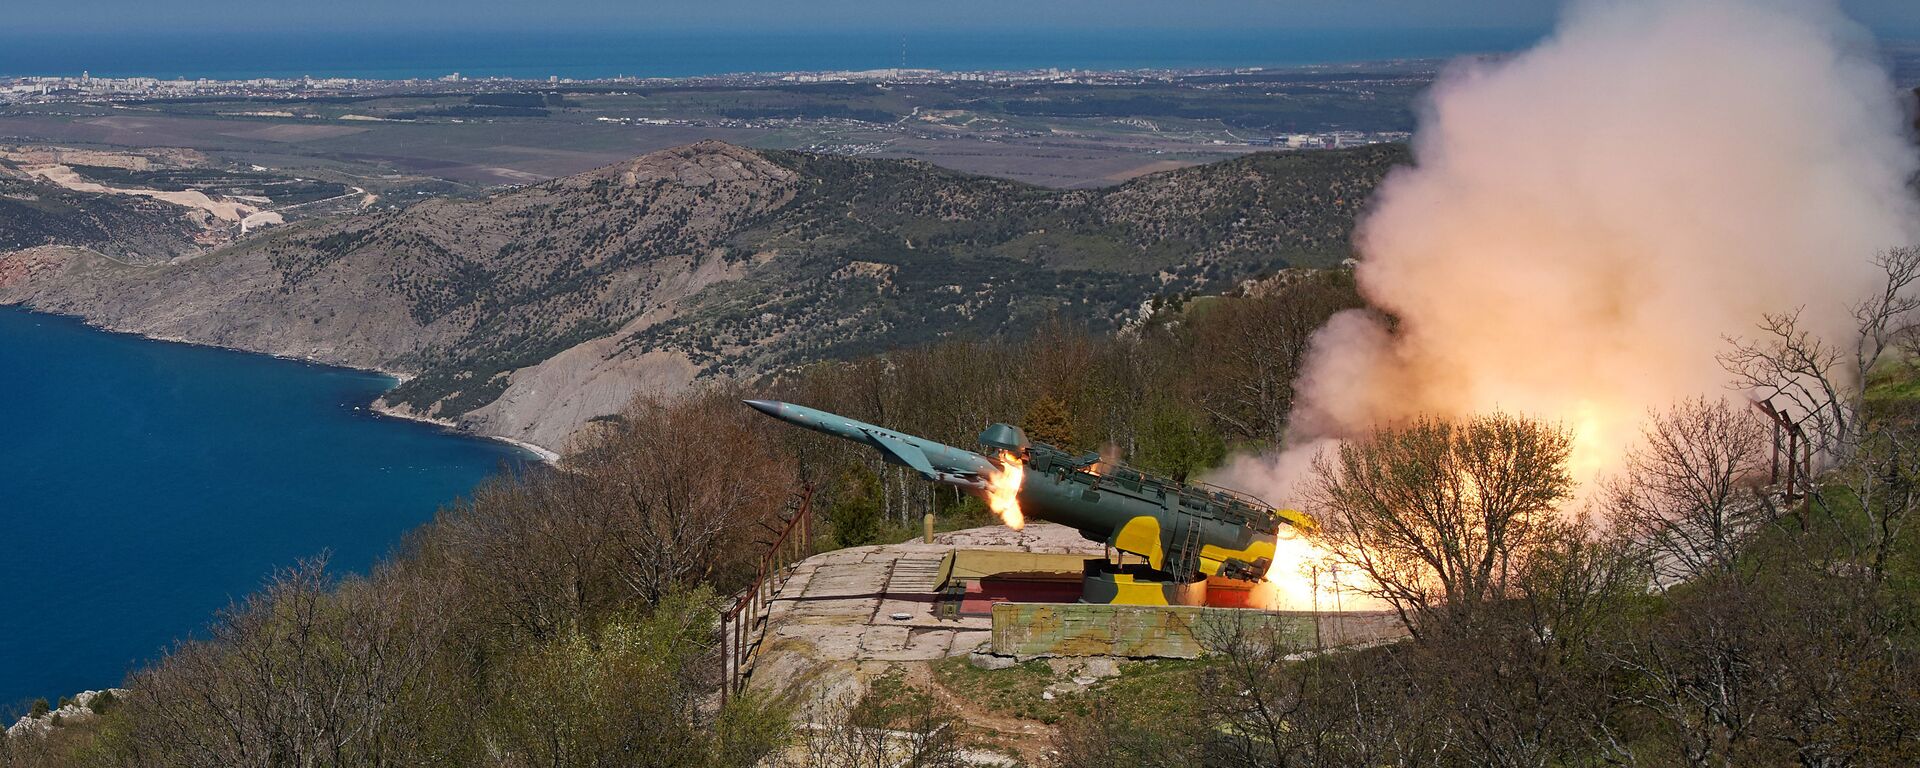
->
[743, 399, 784, 418]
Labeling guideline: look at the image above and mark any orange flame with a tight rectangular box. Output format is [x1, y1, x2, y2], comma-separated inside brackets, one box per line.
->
[1255, 527, 1388, 612]
[985, 449, 1026, 530]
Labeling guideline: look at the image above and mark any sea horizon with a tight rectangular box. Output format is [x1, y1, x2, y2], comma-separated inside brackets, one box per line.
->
[0, 27, 1552, 81]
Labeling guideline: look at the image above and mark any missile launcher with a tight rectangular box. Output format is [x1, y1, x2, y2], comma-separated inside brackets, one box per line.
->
[747, 399, 1316, 606]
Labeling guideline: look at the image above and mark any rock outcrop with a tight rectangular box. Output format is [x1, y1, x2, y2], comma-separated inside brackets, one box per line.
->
[6, 689, 126, 739]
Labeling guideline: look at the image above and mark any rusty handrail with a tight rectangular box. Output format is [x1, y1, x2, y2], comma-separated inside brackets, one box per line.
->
[1753, 397, 1817, 530]
[721, 483, 815, 704]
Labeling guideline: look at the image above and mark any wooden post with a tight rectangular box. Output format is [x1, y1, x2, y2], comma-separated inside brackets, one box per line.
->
[730, 605, 742, 698]
[1801, 436, 1814, 531]
[1802, 437, 1814, 489]
[924, 513, 935, 543]
[1771, 417, 1782, 483]
[1790, 430, 1800, 489]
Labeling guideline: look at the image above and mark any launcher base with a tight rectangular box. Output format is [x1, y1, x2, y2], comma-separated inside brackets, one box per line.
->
[1081, 560, 1207, 606]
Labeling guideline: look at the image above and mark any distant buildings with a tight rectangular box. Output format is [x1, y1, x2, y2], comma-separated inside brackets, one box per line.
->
[1247, 131, 1409, 150]
[0, 73, 371, 101]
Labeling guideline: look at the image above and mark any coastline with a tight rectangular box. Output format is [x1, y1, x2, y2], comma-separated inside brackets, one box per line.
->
[0, 303, 563, 463]
[367, 400, 563, 463]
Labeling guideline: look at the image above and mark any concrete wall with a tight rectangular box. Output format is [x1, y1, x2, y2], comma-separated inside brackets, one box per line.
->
[988, 602, 1405, 659]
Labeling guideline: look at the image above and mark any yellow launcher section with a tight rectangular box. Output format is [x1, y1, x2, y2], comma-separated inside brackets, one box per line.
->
[1108, 508, 1315, 579]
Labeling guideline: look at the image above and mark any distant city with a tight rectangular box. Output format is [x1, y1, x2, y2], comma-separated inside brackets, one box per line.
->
[0, 67, 1413, 151]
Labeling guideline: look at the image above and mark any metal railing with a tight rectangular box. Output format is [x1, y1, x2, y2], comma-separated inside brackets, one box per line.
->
[1754, 397, 1815, 498]
[720, 483, 815, 705]
[1753, 397, 1819, 530]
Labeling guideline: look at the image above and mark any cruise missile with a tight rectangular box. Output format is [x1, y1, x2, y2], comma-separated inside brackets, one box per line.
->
[746, 399, 1318, 606]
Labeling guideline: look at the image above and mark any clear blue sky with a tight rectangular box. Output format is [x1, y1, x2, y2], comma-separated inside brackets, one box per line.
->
[10, 0, 1918, 36]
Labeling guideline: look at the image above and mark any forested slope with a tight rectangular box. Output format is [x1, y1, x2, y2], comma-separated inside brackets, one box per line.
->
[0, 175, 204, 264]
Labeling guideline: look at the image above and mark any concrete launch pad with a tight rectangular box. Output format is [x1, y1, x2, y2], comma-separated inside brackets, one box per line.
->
[747, 524, 1102, 705]
[743, 522, 1405, 711]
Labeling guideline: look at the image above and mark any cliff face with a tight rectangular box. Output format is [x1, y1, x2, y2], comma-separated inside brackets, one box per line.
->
[0, 141, 1403, 451]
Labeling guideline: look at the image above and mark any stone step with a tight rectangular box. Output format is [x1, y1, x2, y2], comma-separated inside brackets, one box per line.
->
[885, 557, 945, 594]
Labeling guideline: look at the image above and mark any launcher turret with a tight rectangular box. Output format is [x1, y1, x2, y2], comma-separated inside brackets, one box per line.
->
[746, 399, 1316, 605]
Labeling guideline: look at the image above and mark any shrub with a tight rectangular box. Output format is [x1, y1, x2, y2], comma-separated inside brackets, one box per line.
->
[827, 466, 884, 547]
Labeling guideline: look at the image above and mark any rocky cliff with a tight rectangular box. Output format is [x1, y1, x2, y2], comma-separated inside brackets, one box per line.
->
[0, 141, 1403, 451]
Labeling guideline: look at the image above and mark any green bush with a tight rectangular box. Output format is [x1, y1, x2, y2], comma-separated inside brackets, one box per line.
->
[1132, 398, 1226, 482]
[827, 466, 884, 547]
[481, 587, 789, 767]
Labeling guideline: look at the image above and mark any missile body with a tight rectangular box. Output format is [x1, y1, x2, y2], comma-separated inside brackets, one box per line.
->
[744, 400, 996, 491]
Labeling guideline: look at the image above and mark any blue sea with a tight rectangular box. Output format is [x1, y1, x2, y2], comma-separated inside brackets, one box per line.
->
[0, 28, 1545, 81]
[0, 307, 527, 711]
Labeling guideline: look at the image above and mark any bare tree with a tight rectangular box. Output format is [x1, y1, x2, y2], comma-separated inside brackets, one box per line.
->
[425, 471, 621, 642]
[1309, 413, 1574, 637]
[1718, 248, 1917, 455]
[118, 558, 451, 768]
[1443, 518, 1648, 768]
[1194, 616, 1324, 767]
[1605, 398, 1772, 582]
[1841, 426, 1920, 578]
[1178, 616, 1455, 768]
[572, 389, 798, 603]
[1054, 699, 1209, 768]
[1605, 576, 1762, 768]
[1189, 274, 1362, 446]
[786, 678, 964, 768]
[478, 587, 786, 768]
[1718, 246, 1920, 462]
[1720, 310, 1856, 465]
[1720, 245, 1920, 576]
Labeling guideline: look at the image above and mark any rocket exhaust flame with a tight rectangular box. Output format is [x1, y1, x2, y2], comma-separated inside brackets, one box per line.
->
[1257, 528, 1388, 612]
[985, 450, 1026, 530]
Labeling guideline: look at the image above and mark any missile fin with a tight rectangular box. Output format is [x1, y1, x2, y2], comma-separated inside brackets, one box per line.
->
[864, 430, 941, 480]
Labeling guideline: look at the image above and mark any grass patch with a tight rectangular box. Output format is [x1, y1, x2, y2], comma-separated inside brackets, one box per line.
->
[933, 657, 1063, 723]
[929, 655, 1209, 726]
[1865, 359, 1920, 405]
[1100, 657, 1208, 717]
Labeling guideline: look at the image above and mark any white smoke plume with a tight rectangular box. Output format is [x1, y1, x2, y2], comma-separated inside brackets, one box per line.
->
[1215, 0, 1920, 506]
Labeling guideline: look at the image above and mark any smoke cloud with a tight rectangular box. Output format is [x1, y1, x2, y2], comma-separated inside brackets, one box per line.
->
[1216, 0, 1920, 506]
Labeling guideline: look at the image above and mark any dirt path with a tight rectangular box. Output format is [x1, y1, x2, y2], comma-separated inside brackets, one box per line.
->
[902, 661, 1058, 765]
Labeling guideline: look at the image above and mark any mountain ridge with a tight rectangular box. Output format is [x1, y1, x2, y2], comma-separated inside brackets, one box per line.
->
[0, 140, 1404, 450]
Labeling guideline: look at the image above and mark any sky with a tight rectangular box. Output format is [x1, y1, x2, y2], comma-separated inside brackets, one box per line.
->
[8, 0, 1918, 36]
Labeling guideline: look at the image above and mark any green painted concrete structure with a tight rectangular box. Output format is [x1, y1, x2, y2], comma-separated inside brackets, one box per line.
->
[987, 602, 1406, 659]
